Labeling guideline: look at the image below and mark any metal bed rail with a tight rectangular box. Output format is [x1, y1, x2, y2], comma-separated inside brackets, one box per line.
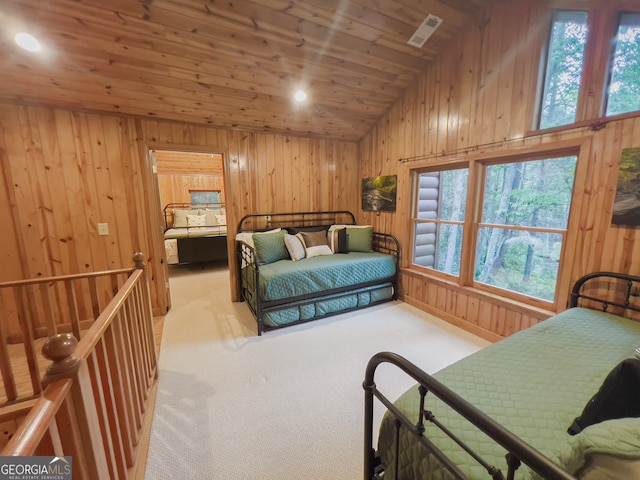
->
[363, 352, 577, 480]
[569, 271, 640, 313]
[237, 210, 356, 233]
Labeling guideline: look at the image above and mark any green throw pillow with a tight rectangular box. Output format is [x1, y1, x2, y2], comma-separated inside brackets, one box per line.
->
[252, 230, 288, 265]
[347, 226, 373, 252]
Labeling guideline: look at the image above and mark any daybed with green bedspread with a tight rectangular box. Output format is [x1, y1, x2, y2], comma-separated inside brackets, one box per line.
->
[236, 211, 400, 336]
[364, 272, 640, 480]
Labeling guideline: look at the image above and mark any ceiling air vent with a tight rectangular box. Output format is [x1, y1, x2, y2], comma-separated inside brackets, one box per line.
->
[407, 14, 443, 48]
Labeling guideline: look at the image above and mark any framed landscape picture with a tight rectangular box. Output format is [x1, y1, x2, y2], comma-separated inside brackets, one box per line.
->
[190, 190, 220, 205]
[362, 175, 397, 212]
[612, 147, 640, 226]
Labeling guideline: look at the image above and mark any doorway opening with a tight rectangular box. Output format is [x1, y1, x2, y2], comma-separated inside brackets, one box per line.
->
[150, 149, 228, 274]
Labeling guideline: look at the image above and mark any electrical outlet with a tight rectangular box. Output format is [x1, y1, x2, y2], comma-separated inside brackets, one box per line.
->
[98, 223, 109, 236]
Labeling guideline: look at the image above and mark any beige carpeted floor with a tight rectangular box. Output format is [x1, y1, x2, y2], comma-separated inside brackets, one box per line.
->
[144, 262, 490, 479]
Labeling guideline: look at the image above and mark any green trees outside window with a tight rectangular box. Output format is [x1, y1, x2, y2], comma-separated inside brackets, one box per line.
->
[538, 9, 640, 129]
[539, 11, 588, 129]
[606, 12, 640, 116]
[412, 155, 577, 304]
[475, 157, 577, 301]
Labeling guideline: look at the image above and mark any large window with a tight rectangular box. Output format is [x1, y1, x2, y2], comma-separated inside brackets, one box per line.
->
[539, 11, 588, 129]
[606, 12, 640, 116]
[412, 154, 577, 304]
[474, 157, 576, 301]
[538, 9, 640, 129]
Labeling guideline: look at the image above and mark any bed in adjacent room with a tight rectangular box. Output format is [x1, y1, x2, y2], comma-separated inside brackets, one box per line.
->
[163, 202, 228, 265]
[364, 272, 640, 480]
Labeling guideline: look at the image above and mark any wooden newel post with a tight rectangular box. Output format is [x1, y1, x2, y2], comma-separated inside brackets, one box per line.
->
[41, 333, 80, 387]
[133, 251, 146, 270]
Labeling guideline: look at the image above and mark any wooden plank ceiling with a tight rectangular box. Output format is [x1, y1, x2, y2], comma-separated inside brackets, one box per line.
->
[0, 0, 483, 141]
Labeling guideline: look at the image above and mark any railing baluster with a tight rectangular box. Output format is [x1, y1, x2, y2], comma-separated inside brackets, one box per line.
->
[94, 339, 128, 479]
[88, 277, 101, 320]
[139, 285, 155, 391]
[117, 307, 143, 433]
[86, 350, 119, 479]
[64, 280, 82, 341]
[104, 324, 135, 467]
[12, 287, 41, 395]
[132, 284, 152, 389]
[124, 294, 146, 412]
[39, 283, 58, 337]
[0, 292, 18, 402]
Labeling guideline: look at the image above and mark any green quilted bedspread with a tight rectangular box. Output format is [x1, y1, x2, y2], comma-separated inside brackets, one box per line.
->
[263, 284, 394, 327]
[258, 252, 396, 302]
[378, 308, 640, 479]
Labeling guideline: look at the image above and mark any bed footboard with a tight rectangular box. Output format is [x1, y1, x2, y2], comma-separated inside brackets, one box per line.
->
[237, 240, 262, 330]
[363, 352, 576, 480]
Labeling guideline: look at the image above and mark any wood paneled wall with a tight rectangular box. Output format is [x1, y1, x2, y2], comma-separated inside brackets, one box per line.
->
[155, 151, 226, 209]
[358, 0, 640, 341]
[0, 106, 167, 326]
[0, 104, 360, 330]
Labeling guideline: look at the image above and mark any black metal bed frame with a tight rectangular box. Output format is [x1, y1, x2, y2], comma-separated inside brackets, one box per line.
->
[236, 211, 401, 336]
[363, 272, 640, 480]
[162, 202, 226, 231]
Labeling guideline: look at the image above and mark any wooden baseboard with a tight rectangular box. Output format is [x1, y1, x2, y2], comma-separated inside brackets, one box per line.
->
[399, 294, 503, 343]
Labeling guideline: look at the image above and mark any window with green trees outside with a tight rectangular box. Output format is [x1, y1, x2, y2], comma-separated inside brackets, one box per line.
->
[606, 12, 640, 117]
[539, 11, 588, 129]
[538, 9, 640, 129]
[412, 155, 577, 304]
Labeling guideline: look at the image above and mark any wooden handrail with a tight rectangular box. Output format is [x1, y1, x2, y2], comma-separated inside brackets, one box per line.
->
[0, 268, 133, 289]
[3, 379, 72, 456]
[0, 253, 148, 404]
[0, 252, 158, 480]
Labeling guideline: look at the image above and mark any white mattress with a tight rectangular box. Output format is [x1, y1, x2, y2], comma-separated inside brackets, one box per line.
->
[164, 226, 227, 239]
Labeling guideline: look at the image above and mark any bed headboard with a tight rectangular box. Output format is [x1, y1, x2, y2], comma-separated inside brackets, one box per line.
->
[237, 211, 356, 233]
[570, 272, 640, 319]
[163, 202, 226, 230]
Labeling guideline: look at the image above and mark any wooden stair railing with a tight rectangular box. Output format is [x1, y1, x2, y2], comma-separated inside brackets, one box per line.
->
[1, 253, 159, 480]
[0, 260, 135, 405]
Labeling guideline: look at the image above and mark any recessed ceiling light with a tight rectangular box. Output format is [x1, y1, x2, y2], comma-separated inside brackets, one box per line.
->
[15, 33, 42, 52]
[294, 90, 307, 102]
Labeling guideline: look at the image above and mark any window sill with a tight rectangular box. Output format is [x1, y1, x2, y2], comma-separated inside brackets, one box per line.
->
[400, 267, 556, 320]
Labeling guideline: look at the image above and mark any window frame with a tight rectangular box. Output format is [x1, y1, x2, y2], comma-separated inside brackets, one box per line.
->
[409, 143, 584, 311]
[603, 11, 640, 117]
[533, 3, 640, 133]
[412, 164, 470, 278]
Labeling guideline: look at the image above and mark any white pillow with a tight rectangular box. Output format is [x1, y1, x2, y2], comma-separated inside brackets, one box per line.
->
[187, 214, 206, 227]
[215, 214, 227, 226]
[172, 209, 192, 228]
[202, 210, 219, 226]
[284, 234, 306, 261]
[297, 231, 333, 258]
